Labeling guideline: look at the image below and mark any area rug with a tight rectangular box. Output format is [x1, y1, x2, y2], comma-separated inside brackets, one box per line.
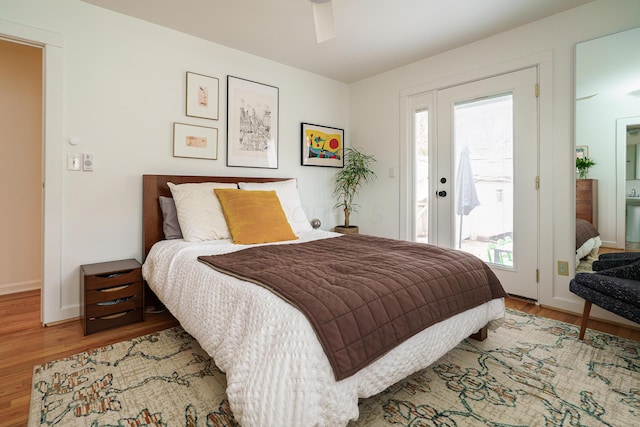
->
[577, 255, 597, 273]
[29, 309, 640, 426]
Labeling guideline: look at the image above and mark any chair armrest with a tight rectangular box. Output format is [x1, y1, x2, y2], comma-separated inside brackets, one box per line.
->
[593, 258, 639, 271]
[598, 259, 640, 281]
[598, 252, 640, 261]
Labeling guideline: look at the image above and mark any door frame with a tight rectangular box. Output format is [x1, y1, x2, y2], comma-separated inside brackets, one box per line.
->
[616, 116, 640, 248]
[400, 51, 554, 302]
[0, 19, 65, 325]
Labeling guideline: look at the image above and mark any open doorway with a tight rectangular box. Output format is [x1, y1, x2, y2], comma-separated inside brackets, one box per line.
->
[0, 38, 43, 296]
[617, 117, 640, 251]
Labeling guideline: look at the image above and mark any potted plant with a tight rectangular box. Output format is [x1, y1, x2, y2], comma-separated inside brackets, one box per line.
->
[333, 147, 377, 234]
[576, 156, 596, 179]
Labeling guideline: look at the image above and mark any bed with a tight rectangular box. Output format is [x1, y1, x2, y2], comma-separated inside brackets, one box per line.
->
[141, 174, 507, 426]
[576, 218, 601, 265]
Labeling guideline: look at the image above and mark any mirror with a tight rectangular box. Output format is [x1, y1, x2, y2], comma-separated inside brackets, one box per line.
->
[575, 26, 640, 250]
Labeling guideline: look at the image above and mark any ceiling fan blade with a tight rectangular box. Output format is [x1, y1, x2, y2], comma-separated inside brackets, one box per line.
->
[312, 0, 336, 43]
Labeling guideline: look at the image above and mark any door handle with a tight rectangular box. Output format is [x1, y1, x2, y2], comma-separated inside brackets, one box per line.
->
[437, 190, 447, 197]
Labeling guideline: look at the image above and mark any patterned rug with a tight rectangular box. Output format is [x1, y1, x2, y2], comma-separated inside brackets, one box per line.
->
[576, 256, 597, 273]
[29, 309, 640, 426]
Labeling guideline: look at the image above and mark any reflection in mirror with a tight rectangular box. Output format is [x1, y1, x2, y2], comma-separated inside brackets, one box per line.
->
[575, 26, 640, 258]
[627, 127, 640, 180]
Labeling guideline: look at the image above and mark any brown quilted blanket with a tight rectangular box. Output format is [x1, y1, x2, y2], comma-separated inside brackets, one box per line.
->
[198, 234, 506, 380]
[576, 218, 599, 250]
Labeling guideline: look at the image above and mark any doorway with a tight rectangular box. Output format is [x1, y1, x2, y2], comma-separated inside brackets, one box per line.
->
[410, 68, 539, 300]
[616, 116, 640, 251]
[0, 38, 43, 296]
[0, 18, 65, 325]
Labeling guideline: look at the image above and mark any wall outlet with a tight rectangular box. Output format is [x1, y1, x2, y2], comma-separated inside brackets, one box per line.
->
[557, 260, 569, 276]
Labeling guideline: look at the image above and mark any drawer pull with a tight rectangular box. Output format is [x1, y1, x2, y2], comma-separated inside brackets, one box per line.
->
[97, 270, 134, 279]
[98, 285, 130, 293]
[90, 311, 130, 321]
[96, 297, 131, 306]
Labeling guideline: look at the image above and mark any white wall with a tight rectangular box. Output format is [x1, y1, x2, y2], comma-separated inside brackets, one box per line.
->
[349, 0, 640, 321]
[1, 0, 348, 323]
[4, 0, 640, 325]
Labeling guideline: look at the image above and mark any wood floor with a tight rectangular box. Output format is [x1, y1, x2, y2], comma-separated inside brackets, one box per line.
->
[1, 291, 638, 427]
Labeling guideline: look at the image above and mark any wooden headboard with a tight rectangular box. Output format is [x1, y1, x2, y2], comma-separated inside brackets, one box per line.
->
[142, 175, 290, 259]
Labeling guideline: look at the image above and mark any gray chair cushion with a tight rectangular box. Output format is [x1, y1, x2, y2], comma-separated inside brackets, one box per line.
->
[569, 259, 640, 325]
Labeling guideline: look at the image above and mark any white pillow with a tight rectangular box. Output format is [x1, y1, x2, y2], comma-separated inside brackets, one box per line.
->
[168, 182, 237, 242]
[238, 179, 312, 234]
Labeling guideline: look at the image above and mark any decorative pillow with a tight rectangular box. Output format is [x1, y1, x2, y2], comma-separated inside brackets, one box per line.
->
[158, 196, 183, 240]
[214, 188, 298, 244]
[238, 179, 312, 234]
[167, 182, 237, 242]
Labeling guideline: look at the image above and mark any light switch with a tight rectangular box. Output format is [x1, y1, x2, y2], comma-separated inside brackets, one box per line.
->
[67, 154, 81, 171]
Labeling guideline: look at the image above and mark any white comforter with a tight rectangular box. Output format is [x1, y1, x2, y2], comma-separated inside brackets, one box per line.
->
[142, 230, 505, 426]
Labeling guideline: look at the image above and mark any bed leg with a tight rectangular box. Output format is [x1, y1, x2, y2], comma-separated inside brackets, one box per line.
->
[469, 325, 488, 341]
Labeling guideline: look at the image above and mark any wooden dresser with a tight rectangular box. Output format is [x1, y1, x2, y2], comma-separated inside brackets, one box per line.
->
[576, 179, 598, 228]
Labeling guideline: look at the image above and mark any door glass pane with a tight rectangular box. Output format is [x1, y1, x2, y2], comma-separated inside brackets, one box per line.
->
[415, 109, 429, 243]
[454, 94, 513, 267]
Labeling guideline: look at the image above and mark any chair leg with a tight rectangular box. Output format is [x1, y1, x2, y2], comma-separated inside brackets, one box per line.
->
[578, 300, 592, 340]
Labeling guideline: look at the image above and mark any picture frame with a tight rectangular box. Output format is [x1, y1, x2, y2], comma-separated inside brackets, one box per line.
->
[226, 76, 279, 169]
[576, 146, 588, 159]
[301, 122, 344, 167]
[173, 122, 218, 160]
[186, 72, 219, 120]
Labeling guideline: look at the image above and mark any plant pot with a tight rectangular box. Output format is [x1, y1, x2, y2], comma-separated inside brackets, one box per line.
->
[333, 225, 359, 235]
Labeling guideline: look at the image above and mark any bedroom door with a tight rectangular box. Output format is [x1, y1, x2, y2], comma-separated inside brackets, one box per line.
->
[434, 68, 539, 300]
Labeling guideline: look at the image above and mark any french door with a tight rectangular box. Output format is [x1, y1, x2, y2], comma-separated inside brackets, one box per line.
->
[412, 68, 539, 300]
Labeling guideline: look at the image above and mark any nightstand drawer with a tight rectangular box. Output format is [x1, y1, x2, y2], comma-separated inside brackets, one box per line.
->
[85, 308, 144, 335]
[86, 293, 143, 318]
[86, 281, 142, 304]
[84, 268, 142, 291]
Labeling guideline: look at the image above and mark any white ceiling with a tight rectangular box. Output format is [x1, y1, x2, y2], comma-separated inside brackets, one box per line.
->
[82, 0, 592, 83]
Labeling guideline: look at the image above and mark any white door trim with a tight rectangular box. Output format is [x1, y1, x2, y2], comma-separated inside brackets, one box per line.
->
[616, 116, 640, 248]
[0, 19, 67, 324]
[399, 51, 554, 304]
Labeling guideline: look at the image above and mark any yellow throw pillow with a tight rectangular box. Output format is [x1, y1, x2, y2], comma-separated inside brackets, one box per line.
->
[214, 188, 298, 244]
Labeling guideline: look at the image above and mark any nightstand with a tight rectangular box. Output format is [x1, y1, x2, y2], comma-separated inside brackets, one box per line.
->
[80, 259, 144, 335]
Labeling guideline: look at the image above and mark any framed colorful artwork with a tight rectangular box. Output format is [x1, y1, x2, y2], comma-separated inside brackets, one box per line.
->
[301, 122, 344, 167]
[186, 72, 219, 120]
[226, 76, 279, 169]
[173, 122, 218, 160]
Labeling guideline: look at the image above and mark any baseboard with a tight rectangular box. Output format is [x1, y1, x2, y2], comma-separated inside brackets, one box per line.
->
[0, 279, 40, 296]
[538, 302, 640, 332]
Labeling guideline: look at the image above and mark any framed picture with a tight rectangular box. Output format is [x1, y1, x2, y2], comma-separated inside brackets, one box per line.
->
[226, 76, 279, 168]
[173, 122, 218, 160]
[576, 146, 588, 159]
[186, 72, 219, 120]
[301, 122, 344, 167]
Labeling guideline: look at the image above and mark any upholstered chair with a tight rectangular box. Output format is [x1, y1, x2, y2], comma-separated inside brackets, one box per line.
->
[569, 259, 640, 340]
